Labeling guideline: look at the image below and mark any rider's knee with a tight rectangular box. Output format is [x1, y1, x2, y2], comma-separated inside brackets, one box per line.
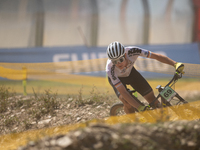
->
[124, 105, 136, 113]
[119, 95, 126, 104]
[119, 94, 123, 100]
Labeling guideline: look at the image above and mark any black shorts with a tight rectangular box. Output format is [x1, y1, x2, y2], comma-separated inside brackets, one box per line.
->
[108, 67, 152, 97]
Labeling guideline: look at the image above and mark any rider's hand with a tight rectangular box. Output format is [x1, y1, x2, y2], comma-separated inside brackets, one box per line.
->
[174, 62, 185, 74]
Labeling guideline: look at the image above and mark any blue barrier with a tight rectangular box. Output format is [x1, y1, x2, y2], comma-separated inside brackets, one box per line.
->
[0, 43, 199, 78]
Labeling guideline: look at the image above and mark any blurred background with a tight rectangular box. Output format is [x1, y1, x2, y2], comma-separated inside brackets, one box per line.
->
[0, 0, 198, 48]
[0, 0, 200, 96]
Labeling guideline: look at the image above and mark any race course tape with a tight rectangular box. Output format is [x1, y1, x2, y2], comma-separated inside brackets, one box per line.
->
[1, 100, 200, 150]
[0, 59, 200, 80]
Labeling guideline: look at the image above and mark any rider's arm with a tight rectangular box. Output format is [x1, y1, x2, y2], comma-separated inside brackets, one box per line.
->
[150, 52, 176, 66]
[148, 51, 184, 74]
[116, 83, 141, 109]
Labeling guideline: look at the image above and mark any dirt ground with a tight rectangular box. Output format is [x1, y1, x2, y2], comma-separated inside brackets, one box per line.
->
[0, 90, 200, 150]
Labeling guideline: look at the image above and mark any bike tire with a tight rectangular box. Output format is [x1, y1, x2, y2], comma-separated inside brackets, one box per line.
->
[110, 102, 156, 123]
[174, 95, 200, 119]
[165, 95, 200, 120]
[174, 94, 188, 105]
[110, 102, 124, 116]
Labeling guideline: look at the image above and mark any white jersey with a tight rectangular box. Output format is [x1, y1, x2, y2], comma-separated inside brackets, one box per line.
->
[106, 46, 151, 88]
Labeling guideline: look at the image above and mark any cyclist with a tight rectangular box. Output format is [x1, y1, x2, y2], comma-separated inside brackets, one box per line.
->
[106, 41, 184, 114]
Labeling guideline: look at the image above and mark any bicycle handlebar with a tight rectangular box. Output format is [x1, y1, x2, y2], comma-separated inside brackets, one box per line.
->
[166, 72, 183, 87]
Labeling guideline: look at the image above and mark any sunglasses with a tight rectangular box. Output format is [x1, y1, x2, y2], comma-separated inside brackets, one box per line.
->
[112, 56, 125, 65]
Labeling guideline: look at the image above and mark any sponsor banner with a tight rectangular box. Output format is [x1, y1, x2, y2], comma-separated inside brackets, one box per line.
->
[0, 43, 199, 78]
[0, 46, 107, 63]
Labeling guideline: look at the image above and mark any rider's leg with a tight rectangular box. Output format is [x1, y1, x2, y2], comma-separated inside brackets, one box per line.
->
[119, 95, 136, 114]
[143, 91, 161, 108]
[108, 77, 136, 114]
[121, 67, 161, 108]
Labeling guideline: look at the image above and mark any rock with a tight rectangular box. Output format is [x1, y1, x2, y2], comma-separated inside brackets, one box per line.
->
[96, 105, 101, 108]
[94, 141, 103, 149]
[66, 104, 70, 109]
[187, 141, 196, 147]
[38, 119, 51, 125]
[31, 122, 36, 125]
[50, 139, 57, 146]
[76, 117, 81, 121]
[176, 125, 184, 132]
[28, 141, 35, 146]
[194, 124, 199, 129]
[56, 136, 72, 148]
[14, 127, 18, 130]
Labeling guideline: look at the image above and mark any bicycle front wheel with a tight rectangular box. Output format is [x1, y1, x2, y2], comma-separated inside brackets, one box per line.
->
[165, 94, 200, 120]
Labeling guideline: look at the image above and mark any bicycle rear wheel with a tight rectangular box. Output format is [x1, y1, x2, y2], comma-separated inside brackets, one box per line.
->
[110, 93, 144, 116]
[110, 102, 124, 116]
[110, 102, 139, 116]
[110, 102, 156, 123]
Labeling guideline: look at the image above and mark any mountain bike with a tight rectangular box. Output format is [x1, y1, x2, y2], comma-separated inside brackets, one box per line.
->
[110, 72, 200, 119]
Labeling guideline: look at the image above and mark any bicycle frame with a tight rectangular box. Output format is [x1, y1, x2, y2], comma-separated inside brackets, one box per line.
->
[148, 72, 183, 108]
[110, 72, 189, 116]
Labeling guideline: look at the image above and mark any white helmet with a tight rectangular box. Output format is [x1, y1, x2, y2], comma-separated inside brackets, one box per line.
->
[107, 41, 125, 60]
